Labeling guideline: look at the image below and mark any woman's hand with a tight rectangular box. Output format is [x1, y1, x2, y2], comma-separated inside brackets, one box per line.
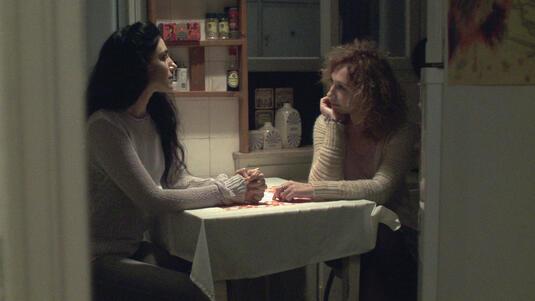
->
[320, 96, 348, 123]
[235, 167, 262, 179]
[272, 181, 314, 202]
[236, 168, 267, 203]
[245, 189, 264, 203]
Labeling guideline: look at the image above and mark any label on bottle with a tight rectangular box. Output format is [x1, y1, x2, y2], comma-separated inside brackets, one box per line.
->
[227, 70, 239, 89]
[206, 20, 218, 39]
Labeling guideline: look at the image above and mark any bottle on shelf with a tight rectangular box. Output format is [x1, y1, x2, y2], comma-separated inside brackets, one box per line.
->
[175, 62, 188, 91]
[227, 47, 239, 91]
[275, 102, 302, 148]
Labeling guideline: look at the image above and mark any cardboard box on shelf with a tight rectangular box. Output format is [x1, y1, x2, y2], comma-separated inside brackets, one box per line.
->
[275, 87, 294, 109]
[161, 23, 177, 41]
[255, 88, 274, 109]
[157, 20, 204, 41]
[187, 21, 201, 41]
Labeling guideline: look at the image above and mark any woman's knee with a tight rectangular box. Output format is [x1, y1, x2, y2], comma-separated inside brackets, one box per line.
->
[91, 255, 206, 301]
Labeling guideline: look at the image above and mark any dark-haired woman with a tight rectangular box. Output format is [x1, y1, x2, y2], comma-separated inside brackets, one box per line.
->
[273, 40, 418, 301]
[87, 22, 265, 301]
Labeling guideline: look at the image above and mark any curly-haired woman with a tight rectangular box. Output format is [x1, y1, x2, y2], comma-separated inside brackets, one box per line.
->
[273, 39, 418, 301]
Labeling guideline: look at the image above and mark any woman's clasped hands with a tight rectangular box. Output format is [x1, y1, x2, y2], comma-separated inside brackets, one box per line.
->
[236, 168, 267, 203]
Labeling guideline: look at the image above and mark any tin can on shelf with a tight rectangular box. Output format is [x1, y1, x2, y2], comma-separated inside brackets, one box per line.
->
[205, 13, 218, 40]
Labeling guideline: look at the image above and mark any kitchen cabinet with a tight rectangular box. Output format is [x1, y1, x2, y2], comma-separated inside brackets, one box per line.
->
[248, 0, 332, 71]
[147, 0, 250, 152]
[261, 3, 320, 57]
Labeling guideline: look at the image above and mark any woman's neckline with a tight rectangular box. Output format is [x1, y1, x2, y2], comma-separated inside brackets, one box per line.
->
[122, 111, 150, 122]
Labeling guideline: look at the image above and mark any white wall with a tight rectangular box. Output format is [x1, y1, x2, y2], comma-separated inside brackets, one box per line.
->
[176, 96, 240, 177]
[436, 86, 535, 300]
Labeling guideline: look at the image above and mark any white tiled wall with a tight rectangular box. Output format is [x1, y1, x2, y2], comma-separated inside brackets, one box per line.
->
[209, 137, 239, 175]
[177, 97, 211, 138]
[175, 97, 239, 178]
[204, 47, 228, 92]
[209, 97, 239, 136]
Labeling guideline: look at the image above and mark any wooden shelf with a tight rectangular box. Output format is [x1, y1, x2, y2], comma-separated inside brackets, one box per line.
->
[165, 39, 245, 47]
[169, 91, 240, 98]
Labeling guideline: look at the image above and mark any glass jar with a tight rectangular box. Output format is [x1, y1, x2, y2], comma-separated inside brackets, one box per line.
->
[218, 14, 230, 39]
[205, 13, 219, 40]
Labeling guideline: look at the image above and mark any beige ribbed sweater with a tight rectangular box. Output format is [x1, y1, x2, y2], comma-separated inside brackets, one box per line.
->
[309, 116, 418, 229]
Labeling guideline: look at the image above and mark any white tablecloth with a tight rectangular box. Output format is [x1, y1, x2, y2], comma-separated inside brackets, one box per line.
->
[152, 178, 400, 300]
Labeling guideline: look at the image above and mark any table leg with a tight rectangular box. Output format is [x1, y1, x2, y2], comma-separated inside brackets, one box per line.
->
[214, 280, 228, 301]
[341, 255, 360, 301]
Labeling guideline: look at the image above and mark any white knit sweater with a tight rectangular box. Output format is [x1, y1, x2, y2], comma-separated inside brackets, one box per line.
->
[87, 110, 247, 257]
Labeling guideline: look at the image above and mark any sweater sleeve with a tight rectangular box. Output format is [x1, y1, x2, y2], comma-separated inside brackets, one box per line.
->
[309, 122, 416, 205]
[308, 116, 346, 181]
[169, 168, 247, 203]
[87, 117, 236, 214]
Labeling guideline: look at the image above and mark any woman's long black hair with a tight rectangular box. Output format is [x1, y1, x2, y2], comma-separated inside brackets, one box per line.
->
[86, 21, 186, 187]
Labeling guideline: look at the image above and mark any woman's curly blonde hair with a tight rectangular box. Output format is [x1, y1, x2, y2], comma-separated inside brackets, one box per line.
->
[321, 39, 407, 140]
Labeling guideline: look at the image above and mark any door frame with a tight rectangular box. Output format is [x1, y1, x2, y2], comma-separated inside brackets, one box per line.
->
[418, 0, 445, 300]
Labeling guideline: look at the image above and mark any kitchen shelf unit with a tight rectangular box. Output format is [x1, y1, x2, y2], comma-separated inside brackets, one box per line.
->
[170, 91, 241, 97]
[165, 38, 245, 47]
[147, 0, 249, 153]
